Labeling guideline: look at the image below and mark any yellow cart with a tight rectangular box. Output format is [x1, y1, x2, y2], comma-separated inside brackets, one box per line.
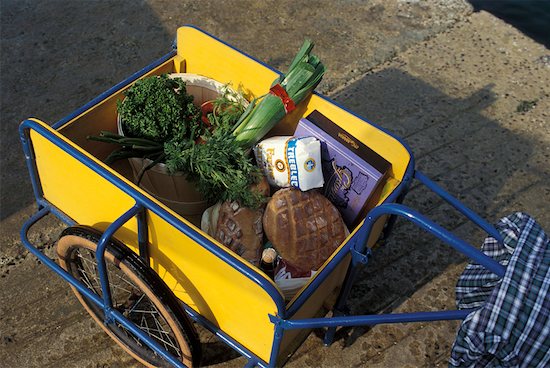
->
[19, 26, 506, 367]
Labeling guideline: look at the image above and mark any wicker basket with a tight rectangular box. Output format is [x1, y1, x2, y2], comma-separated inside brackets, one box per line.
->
[117, 73, 234, 225]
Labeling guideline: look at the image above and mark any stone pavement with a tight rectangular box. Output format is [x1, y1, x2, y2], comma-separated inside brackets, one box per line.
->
[1, 1, 548, 367]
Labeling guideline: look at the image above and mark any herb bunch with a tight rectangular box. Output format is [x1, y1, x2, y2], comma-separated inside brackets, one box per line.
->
[117, 74, 202, 143]
[164, 126, 264, 208]
[90, 74, 264, 207]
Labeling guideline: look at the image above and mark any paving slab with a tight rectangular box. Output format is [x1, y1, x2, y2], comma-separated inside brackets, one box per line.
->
[1, 1, 548, 367]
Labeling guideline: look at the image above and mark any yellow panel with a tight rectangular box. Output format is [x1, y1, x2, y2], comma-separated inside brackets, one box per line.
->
[28, 120, 280, 362]
[177, 26, 280, 98]
[30, 123, 137, 234]
[303, 95, 410, 183]
[145, 211, 279, 360]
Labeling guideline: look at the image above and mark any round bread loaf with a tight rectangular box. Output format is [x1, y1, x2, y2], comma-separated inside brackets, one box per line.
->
[263, 188, 348, 272]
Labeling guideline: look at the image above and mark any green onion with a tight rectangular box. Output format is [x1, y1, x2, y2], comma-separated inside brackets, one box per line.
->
[87, 131, 164, 165]
[232, 40, 325, 148]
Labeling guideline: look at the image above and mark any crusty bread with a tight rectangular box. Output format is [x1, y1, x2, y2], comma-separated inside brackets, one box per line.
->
[216, 201, 264, 266]
[202, 199, 264, 266]
[202, 176, 270, 266]
[263, 188, 348, 272]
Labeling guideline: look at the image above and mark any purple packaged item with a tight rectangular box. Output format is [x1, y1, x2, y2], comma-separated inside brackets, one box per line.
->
[294, 110, 391, 227]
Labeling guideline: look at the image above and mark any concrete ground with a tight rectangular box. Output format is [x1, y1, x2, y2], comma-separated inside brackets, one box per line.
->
[1, 0, 548, 367]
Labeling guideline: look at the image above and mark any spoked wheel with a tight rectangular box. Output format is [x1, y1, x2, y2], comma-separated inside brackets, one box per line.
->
[57, 226, 201, 367]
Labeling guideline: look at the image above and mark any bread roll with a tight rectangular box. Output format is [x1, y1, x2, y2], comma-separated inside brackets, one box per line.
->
[202, 175, 270, 265]
[263, 188, 348, 272]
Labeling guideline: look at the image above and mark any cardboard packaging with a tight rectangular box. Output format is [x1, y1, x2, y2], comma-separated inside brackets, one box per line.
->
[294, 110, 391, 227]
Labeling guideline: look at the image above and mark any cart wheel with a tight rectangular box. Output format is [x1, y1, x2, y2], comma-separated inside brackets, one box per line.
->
[57, 226, 201, 368]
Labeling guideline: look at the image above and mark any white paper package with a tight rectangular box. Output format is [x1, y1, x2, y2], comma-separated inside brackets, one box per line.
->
[254, 136, 324, 191]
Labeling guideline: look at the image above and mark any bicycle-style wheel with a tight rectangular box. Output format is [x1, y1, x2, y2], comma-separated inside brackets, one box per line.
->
[57, 226, 201, 367]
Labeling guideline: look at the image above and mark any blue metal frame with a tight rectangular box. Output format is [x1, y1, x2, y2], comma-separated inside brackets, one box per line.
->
[274, 169, 506, 349]
[95, 204, 143, 320]
[20, 206, 188, 368]
[18, 25, 509, 368]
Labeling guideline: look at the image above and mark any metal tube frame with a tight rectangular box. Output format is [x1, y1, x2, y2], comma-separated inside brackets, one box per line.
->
[282, 169, 507, 347]
[95, 204, 143, 321]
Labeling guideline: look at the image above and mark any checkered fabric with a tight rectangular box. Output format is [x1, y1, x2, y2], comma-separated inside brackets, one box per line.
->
[449, 212, 550, 368]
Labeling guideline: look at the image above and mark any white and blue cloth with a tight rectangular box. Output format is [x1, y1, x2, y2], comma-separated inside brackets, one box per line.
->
[450, 212, 550, 367]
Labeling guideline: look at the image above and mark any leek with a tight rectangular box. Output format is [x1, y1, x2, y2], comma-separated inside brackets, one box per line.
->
[232, 40, 325, 147]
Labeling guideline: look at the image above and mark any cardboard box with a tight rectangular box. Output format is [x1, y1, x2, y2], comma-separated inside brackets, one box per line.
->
[294, 110, 391, 227]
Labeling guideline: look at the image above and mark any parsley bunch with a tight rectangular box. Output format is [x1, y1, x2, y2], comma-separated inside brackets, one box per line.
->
[117, 74, 202, 142]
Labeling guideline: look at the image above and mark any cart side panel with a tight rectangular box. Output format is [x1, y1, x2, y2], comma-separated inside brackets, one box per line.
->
[28, 123, 279, 363]
[30, 128, 138, 234]
[278, 254, 351, 364]
[145, 211, 280, 361]
[177, 26, 280, 99]
[302, 95, 411, 184]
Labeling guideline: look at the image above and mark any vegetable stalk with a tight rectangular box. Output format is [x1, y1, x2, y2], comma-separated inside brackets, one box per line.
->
[232, 40, 325, 148]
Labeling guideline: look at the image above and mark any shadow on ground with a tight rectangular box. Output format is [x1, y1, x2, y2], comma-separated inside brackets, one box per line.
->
[291, 67, 545, 352]
[0, 0, 172, 220]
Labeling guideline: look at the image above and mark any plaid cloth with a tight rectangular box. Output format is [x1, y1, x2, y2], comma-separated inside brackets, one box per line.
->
[449, 212, 550, 368]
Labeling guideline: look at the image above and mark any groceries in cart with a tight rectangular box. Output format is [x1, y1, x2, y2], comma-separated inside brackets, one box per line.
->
[199, 118, 389, 299]
[88, 39, 390, 300]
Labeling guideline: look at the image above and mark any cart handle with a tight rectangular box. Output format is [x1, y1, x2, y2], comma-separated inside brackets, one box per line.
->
[414, 171, 503, 243]
[355, 202, 506, 278]
[270, 308, 474, 330]
[353, 170, 506, 278]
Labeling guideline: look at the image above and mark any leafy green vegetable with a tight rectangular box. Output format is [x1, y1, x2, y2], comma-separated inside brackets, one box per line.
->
[164, 126, 264, 208]
[117, 74, 202, 142]
[90, 74, 264, 207]
[88, 131, 164, 164]
[89, 39, 326, 210]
